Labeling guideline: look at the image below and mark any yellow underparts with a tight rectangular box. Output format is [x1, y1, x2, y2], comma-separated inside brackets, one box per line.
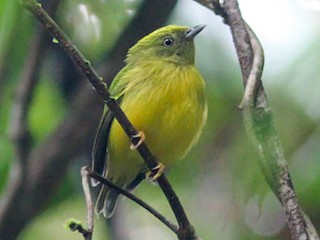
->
[107, 61, 207, 187]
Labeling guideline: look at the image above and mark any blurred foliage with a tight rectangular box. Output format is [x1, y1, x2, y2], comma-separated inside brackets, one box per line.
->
[1, 0, 320, 239]
[19, 198, 108, 240]
[57, 0, 142, 61]
[28, 74, 67, 142]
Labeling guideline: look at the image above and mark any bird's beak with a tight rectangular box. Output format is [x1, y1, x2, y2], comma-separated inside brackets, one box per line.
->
[185, 24, 206, 40]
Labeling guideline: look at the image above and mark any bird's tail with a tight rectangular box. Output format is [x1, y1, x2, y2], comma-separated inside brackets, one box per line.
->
[95, 186, 120, 218]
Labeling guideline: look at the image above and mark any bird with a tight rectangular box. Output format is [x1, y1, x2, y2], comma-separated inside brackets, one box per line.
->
[92, 24, 207, 218]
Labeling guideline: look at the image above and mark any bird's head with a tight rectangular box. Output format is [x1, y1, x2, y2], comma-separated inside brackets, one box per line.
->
[126, 25, 205, 65]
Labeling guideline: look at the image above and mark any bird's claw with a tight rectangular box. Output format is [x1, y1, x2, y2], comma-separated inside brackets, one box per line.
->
[146, 162, 165, 182]
[130, 131, 145, 150]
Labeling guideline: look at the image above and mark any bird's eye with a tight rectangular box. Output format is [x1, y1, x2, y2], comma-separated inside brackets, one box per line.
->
[163, 38, 174, 47]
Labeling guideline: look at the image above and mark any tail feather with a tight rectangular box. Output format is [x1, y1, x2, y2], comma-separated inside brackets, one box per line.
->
[95, 186, 120, 218]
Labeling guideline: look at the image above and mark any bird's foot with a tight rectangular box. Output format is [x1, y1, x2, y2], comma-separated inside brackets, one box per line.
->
[130, 131, 146, 150]
[146, 162, 165, 182]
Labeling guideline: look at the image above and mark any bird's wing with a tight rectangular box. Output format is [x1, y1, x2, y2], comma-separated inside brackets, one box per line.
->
[91, 109, 113, 179]
[91, 66, 129, 186]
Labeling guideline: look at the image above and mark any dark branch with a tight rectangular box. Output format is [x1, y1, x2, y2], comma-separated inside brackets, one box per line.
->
[83, 167, 178, 234]
[21, 0, 197, 239]
[0, 1, 178, 239]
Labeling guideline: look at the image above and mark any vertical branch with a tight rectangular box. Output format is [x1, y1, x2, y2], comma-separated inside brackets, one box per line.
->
[193, 0, 319, 239]
[223, 1, 318, 238]
[80, 167, 93, 240]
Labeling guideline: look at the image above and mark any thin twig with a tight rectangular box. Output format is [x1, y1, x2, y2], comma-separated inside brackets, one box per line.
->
[84, 167, 178, 233]
[238, 22, 264, 109]
[21, 0, 196, 239]
[80, 167, 94, 240]
[66, 220, 92, 240]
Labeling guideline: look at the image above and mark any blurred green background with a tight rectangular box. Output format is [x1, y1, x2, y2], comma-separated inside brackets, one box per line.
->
[1, 0, 320, 239]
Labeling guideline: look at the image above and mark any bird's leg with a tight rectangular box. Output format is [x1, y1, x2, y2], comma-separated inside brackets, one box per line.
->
[130, 131, 146, 150]
[146, 162, 165, 182]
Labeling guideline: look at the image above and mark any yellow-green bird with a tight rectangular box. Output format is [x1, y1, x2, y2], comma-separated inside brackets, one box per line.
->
[92, 25, 207, 218]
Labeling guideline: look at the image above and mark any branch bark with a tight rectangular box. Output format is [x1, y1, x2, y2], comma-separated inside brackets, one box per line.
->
[0, 1, 179, 239]
[194, 0, 319, 239]
[21, 1, 197, 239]
[85, 168, 178, 234]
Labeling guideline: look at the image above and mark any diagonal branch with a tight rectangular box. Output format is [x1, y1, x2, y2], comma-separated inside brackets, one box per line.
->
[0, 1, 178, 239]
[21, 0, 197, 239]
[193, 0, 319, 239]
[84, 167, 178, 234]
[81, 167, 179, 239]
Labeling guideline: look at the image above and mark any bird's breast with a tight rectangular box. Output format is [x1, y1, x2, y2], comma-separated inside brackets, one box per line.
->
[110, 63, 207, 167]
